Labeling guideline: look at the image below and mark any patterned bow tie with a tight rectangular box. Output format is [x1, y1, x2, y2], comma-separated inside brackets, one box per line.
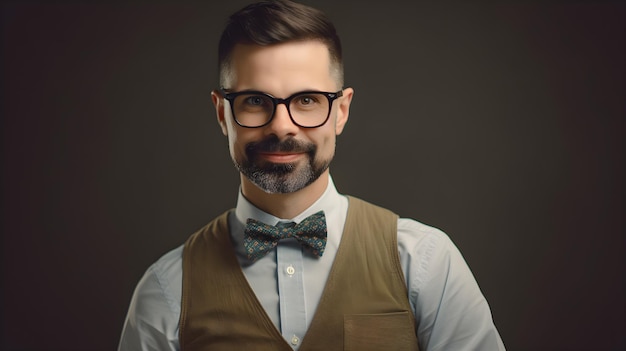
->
[244, 211, 327, 262]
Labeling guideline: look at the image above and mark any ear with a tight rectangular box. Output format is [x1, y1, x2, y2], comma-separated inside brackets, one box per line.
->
[335, 87, 354, 135]
[211, 90, 228, 136]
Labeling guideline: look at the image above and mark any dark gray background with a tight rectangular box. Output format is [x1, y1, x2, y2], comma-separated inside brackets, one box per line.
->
[1, 1, 624, 350]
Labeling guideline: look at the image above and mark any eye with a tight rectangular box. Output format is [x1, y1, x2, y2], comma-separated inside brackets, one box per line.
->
[294, 94, 321, 106]
[244, 95, 267, 106]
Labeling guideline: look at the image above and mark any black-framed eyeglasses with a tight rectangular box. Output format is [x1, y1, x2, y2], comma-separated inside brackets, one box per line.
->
[220, 88, 344, 128]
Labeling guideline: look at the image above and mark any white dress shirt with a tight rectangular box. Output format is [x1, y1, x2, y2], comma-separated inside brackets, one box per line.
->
[119, 177, 505, 350]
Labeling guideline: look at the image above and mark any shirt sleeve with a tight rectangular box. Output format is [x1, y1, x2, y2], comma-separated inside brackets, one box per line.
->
[397, 218, 505, 351]
[118, 247, 183, 351]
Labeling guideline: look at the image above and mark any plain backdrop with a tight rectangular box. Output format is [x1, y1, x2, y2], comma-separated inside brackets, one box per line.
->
[1, 1, 624, 350]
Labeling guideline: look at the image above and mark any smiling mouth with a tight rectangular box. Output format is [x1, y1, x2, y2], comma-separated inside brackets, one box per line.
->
[246, 136, 314, 164]
[257, 152, 305, 163]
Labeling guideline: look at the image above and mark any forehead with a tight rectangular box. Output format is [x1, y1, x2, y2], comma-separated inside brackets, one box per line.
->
[225, 40, 337, 92]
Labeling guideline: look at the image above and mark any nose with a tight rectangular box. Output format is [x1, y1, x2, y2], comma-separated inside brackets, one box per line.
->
[265, 103, 299, 138]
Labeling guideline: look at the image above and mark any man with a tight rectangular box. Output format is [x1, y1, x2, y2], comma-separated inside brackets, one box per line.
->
[119, 1, 505, 350]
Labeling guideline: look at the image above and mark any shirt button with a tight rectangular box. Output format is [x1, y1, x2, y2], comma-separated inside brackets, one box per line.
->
[286, 265, 295, 276]
[291, 335, 300, 345]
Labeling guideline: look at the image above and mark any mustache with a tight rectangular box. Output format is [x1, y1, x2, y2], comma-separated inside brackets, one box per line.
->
[245, 136, 315, 156]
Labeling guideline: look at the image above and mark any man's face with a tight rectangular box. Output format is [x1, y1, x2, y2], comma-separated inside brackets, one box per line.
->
[213, 41, 353, 194]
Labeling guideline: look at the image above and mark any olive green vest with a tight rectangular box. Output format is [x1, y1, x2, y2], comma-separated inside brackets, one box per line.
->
[180, 196, 419, 351]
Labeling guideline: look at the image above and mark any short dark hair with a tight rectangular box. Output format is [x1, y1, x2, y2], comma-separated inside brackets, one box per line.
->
[218, 0, 343, 87]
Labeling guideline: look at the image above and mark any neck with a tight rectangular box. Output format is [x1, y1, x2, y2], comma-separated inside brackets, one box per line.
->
[240, 170, 330, 219]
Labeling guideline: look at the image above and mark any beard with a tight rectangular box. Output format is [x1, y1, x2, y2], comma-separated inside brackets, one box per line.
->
[233, 136, 332, 194]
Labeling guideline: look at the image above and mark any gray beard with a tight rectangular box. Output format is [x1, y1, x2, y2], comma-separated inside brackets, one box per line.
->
[234, 136, 332, 194]
[235, 154, 331, 194]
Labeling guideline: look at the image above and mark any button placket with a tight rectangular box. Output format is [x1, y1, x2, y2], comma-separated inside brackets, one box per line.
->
[276, 239, 307, 350]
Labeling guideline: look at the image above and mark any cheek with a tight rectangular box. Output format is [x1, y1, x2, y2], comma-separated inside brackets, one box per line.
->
[313, 129, 338, 156]
[226, 124, 238, 155]
[227, 126, 259, 157]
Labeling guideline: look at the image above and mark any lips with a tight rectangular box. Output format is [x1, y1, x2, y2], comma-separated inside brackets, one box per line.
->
[257, 152, 305, 163]
[246, 136, 315, 163]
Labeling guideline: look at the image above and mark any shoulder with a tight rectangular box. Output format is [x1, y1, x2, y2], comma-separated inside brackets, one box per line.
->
[396, 217, 452, 256]
[152, 244, 184, 273]
[395, 217, 471, 295]
[344, 196, 455, 258]
[396, 216, 467, 268]
[134, 245, 184, 317]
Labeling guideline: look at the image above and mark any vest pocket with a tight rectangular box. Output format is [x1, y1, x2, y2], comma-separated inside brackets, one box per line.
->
[344, 311, 419, 351]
